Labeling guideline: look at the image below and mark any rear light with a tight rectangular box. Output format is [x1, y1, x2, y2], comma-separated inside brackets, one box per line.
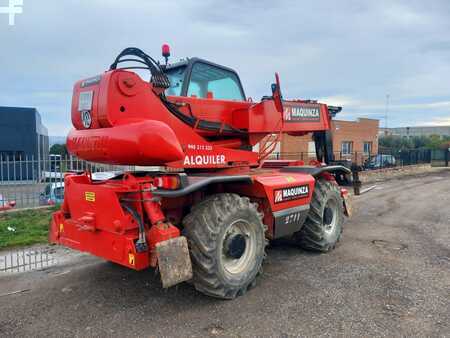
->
[340, 188, 349, 197]
[47, 199, 56, 205]
[153, 175, 181, 190]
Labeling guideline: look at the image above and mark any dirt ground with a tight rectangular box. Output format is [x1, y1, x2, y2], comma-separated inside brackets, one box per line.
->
[0, 169, 449, 337]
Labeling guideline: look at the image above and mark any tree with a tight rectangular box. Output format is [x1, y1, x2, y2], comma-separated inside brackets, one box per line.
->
[411, 136, 427, 149]
[50, 144, 68, 156]
[425, 135, 444, 150]
[379, 135, 412, 151]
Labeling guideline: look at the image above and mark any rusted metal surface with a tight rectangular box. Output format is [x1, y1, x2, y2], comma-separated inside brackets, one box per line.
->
[343, 193, 353, 217]
[156, 236, 193, 288]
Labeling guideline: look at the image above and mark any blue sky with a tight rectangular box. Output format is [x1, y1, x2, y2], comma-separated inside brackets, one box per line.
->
[0, 0, 449, 135]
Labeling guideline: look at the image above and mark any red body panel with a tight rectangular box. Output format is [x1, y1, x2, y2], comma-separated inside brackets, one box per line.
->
[168, 96, 252, 128]
[252, 173, 315, 212]
[67, 120, 184, 165]
[283, 101, 331, 134]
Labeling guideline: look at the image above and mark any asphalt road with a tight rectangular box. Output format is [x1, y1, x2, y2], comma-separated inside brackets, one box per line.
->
[1, 170, 449, 337]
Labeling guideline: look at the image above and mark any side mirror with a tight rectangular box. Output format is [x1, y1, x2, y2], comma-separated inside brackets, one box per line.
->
[272, 73, 283, 114]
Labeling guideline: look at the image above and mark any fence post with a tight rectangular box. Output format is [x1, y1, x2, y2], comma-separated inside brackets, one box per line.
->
[352, 170, 361, 195]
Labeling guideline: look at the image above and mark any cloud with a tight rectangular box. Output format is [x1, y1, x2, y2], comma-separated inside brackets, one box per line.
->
[0, 0, 449, 135]
[422, 118, 450, 126]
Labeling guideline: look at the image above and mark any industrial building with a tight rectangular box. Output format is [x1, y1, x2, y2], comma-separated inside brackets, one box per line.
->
[0, 106, 49, 180]
[380, 126, 450, 138]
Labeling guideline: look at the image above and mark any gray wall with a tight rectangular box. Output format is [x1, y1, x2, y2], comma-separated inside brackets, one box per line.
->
[0, 106, 49, 180]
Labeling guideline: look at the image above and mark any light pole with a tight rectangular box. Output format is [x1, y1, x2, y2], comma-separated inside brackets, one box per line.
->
[385, 94, 390, 129]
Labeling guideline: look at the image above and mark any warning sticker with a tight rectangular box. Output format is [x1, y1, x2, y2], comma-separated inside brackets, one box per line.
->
[85, 192, 95, 202]
[128, 253, 135, 266]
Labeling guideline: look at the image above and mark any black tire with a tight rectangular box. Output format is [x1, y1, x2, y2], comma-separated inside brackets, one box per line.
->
[294, 179, 344, 252]
[182, 193, 266, 299]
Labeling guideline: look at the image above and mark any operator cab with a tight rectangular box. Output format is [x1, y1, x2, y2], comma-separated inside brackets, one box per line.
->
[164, 58, 246, 101]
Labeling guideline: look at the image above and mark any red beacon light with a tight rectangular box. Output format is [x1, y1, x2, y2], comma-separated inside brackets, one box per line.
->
[162, 44, 170, 65]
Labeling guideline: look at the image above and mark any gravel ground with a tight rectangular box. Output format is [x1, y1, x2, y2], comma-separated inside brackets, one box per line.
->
[0, 169, 449, 337]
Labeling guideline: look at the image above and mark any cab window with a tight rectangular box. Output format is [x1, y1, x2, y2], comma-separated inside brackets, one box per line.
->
[165, 66, 187, 96]
[187, 62, 244, 101]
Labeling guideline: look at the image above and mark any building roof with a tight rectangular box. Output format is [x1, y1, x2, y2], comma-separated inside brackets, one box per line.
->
[380, 126, 450, 137]
[0, 106, 48, 136]
[334, 117, 379, 123]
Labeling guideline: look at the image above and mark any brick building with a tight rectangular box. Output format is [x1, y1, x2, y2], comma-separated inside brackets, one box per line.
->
[272, 118, 379, 163]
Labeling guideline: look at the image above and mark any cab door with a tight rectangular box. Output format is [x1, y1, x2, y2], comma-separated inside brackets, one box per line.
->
[168, 59, 250, 126]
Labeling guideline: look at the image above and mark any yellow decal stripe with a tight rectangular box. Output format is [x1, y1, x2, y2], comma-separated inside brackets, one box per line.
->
[85, 192, 95, 202]
[128, 253, 135, 266]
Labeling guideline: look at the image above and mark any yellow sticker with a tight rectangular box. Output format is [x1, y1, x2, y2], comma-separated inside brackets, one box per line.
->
[128, 253, 135, 266]
[59, 223, 64, 233]
[286, 176, 296, 183]
[85, 191, 95, 202]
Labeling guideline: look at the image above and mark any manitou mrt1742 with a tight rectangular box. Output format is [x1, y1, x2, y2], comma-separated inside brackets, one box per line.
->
[50, 46, 352, 299]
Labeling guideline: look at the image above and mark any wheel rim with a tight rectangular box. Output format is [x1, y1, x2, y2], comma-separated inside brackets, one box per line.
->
[220, 219, 257, 276]
[323, 198, 338, 235]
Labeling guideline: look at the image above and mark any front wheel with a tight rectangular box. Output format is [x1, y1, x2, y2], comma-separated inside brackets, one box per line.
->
[294, 179, 344, 252]
[183, 193, 266, 299]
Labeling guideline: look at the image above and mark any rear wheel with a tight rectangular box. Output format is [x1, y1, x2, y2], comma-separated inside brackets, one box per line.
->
[183, 193, 266, 299]
[294, 179, 344, 252]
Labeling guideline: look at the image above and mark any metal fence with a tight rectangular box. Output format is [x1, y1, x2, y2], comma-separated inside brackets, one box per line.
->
[268, 149, 432, 169]
[0, 155, 135, 210]
[0, 247, 56, 273]
[0, 149, 433, 211]
[431, 149, 450, 167]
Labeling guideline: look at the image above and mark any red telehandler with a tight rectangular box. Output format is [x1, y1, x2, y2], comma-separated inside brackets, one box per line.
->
[50, 46, 352, 299]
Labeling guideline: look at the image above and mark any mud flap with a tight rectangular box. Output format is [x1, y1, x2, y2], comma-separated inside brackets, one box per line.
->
[156, 236, 193, 288]
[342, 193, 353, 217]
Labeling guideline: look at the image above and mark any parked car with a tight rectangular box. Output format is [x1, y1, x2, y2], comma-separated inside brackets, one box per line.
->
[364, 154, 396, 169]
[0, 194, 16, 211]
[39, 182, 64, 205]
[38, 172, 120, 206]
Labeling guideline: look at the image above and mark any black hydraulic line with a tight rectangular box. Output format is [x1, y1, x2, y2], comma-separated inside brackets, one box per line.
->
[110, 47, 170, 89]
[110, 47, 247, 136]
[160, 96, 247, 136]
[121, 203, 148, 253]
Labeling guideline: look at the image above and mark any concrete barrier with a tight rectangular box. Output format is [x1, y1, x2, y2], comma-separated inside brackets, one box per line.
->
[359, 164, 435, 184]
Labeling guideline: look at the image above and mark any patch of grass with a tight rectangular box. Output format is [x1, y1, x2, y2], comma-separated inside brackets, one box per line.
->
[0, 206, 59, 249]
